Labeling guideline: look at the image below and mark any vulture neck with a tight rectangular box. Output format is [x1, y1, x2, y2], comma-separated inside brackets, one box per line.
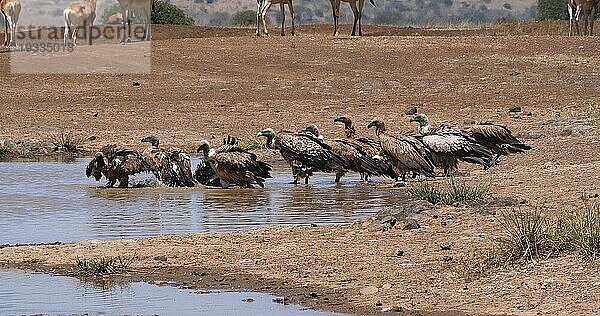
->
[264, 134, 276, 149]
[345, 125, 356, 138]
[419, 124, 431, 135]
[199, 146, 210, 159]
[375, 125, 385, 136]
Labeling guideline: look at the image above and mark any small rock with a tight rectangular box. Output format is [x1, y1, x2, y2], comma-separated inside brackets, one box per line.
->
[508, 106, 522, 113]
[440, 244, 451, 251]
[404, 106, 418, 115]
[402, 218, 420, 230]
[273, 297, 290, 304]
[393, 181, 406, 188]
[92, 112, 98, 117]
[394, 249, 405, 257]
[375, 301, 383, 306]
[242, 298, 254, 303]
[308, 292, 319, 298]
[132, 81, 141, 87]
[381, 306, 406, 312]
[443, 256, 453, 262]
[382, 283, 392, 290]
[360, 286, 379, 295]
[154, 255, 167, 262]
[463, 119, 477, 125]
[310, 223, 318, 227]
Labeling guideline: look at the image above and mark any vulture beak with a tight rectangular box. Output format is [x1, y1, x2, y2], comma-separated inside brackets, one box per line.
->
[256, 131, 264, 137]
[367, 121, 376, 129]
[409, 116, 417, 122]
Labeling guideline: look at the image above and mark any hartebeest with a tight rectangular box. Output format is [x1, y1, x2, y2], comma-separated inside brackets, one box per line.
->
[568, 0, 600, 36]
[117, 0, 152, 43]
[330, 0, 375, 36]
[63, 0, 97, 46]
[1, 0, 21, 47]
[256, 0, 295, 36]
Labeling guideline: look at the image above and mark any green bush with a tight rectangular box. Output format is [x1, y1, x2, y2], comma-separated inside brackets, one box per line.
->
[100, 1, 194, 25]
[230, 10, 257, 27]
[152, 0, 194, 25]
[537, 0, 568, 20]
[408, 178, 488, 205]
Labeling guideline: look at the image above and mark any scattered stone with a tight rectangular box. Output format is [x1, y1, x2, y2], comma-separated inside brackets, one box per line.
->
[404, 106, 418, 115]
[359, 286, 379, 295]
[132, 81, 141, 87]
[476, 196, 521, 215]
[382, 283, 392, 290]
[394, 249, 405, 257]
[92, 112, 99, 117]
[402, 218, 420, 230]
[310, 223, 318, 227]
[375, 301, 383, 306]
[273, 297, 290, 304]
[154, 255, 167, 262]
[308, 292, 319, 298]
[404, 200, 434, 214]
[443, 256, 453, 262]
[463, 119, 477, 125]
[381, 306, 406, 312]
[440, 244, 451, 251]
[508, 106, 522, 113]
[559, 124, 593, 137]
[393, 181, 406, 188]
[509, 71, 521, 76]
[242, 298, 254, 303]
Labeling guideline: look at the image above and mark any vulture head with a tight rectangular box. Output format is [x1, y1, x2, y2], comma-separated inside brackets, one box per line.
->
[196, 140, 211, 156]
[86, 152, 106, 181]
[141, 135, 160, 148]
[257, 128, 276, 149]
[334, 116, 356, 138]
[367, 118, 385, 135]
[301, 124, 324, 140]
[334, 116, 352, 128]
[409, 114, 429, 126]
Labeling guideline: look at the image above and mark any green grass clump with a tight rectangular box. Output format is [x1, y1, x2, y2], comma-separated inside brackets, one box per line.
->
[495, 203, 600, 263]
[75, 255, 135, 276]
[408, 177, 488, 205]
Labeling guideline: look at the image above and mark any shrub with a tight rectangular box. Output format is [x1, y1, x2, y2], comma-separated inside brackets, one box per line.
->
[50, 131, 87, 153]
[76, 255, 135, 276]
[152, 1, 194, 25]
[100, 1, 194, 25]
[231, 10, 257, 27]
[0, 143, 11, 160]
[537, 0, 568, 20]
[562, 203, 600, 259]
[408, 178, 488, 205]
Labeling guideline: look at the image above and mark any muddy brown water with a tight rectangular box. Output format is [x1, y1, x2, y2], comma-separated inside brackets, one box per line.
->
[0, 159, 408, 244]
[0, 269, 343, 315]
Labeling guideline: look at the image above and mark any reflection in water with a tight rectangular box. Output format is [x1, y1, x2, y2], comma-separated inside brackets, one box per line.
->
[0, 269, 341, 315]
[0, 159, 410, 244]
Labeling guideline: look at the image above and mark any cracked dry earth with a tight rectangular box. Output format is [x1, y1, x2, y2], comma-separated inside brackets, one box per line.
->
[1, 22, 599, 315]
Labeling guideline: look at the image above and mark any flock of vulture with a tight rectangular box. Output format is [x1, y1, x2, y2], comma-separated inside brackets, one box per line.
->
[86, 114, 532, 188]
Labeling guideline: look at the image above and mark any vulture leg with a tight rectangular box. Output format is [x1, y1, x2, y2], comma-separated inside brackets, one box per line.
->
[105, 180, 116, 188]
[118, 177, 129, 188]
[219, 179, 230, 189]
[304, 176, 309, 184]
[335, 170, 345, 183]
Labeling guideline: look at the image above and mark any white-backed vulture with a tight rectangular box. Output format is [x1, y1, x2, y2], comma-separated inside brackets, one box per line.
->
[409, 114, 496, 175]
[256, 128, 347, 184]
[86, 144, 151, 188]
[333, 116, 398, 181]
[194, 135, 240, 187]
[367, 118, 436, 181]
[464, 121, 532, 160]
[141, 135, 195, 187]
[196, 136, 272, 188]
[302, 123, 395, 183]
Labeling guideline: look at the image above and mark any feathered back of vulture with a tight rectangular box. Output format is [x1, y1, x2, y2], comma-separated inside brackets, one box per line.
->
[466, 122, 532, 155]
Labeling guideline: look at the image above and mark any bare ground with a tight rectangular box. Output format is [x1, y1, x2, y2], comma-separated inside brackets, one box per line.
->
[1, 22, 599, 315]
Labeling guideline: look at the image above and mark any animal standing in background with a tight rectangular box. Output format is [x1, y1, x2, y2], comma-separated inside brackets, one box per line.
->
[257, 128, 347, 184]
[117, 0, 152, 43]
[256, 0, 295, 36]
[194, 135, 240, 187]
[568, 0, 600, 36]
[367, 118, 436, 182]
[141, 136, 195, 187]
[63, 0, 97, 46]
[197, 136, 272, 188]
[1, 0, 21, 47]
[86, 144, 151, 188]
[330, 0, 375, 36]
[334, 116, 397, 181]
[409, 114, 496, 176]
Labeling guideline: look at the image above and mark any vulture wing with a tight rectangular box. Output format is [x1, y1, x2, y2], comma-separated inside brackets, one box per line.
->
[467, 123, 532, 155]
[277, 133, 347, 173]
[419, 130, 495, 170]
[380, 134, 436, 177]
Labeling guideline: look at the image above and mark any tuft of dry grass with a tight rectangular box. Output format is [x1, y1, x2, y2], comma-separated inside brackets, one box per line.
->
[75, 255, 136, 276]
[50, 131, 88, 153]
[408, 177, 488, 205]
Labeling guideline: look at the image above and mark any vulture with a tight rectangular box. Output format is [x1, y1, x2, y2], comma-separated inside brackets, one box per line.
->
[333, 116, 398, 181]
[464, 121, 532, 160]
[367, 118, 436, 181]
[196, 136, 272, 188]
[86, 144, 151, 188]
[256, 128, 347, 184]
[141, 136, 195, 187]
[409, 114, 496, 175]
[302, 123, 395, 183]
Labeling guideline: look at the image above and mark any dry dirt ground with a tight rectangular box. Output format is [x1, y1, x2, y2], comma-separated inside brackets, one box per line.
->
[1, 22, 600, 315]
